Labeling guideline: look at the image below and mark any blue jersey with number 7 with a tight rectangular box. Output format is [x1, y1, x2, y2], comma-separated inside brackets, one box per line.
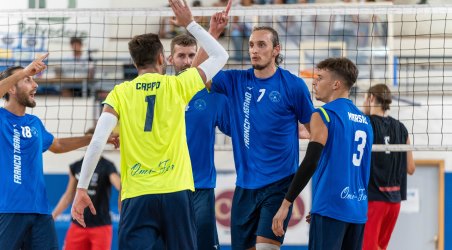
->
[311, 98, 373, 224]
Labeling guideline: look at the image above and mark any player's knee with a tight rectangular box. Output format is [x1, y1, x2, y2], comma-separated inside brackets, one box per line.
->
[256, 243, 280, 250]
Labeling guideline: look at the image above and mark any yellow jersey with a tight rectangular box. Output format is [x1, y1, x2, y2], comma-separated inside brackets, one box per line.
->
[103, 68, 204, 200]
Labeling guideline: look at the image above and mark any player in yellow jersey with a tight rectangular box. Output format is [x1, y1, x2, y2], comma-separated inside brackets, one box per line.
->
[70, 0, 230, 249]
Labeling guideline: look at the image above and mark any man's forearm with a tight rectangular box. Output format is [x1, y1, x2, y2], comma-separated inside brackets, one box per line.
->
[53, 136, 92, 153]
[0, 69, 26, 98]
[191, 28, 222, 68]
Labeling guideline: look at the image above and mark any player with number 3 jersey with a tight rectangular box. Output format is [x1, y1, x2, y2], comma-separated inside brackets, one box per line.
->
[273, 57, 373, 250]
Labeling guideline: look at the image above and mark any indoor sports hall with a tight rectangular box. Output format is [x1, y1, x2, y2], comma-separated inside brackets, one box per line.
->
[0, 0, 450, 249]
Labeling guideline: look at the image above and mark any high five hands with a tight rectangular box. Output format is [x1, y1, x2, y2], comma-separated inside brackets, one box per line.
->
[169, 0, 232, 35]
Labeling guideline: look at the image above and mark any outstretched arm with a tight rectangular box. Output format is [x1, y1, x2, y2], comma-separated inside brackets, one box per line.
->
[49, 132, 118, 154]
[169, 0, 230, 88]
[0, 53, 48, 98]
[191, 0, 232, 69]
[49, 136, 92, 154]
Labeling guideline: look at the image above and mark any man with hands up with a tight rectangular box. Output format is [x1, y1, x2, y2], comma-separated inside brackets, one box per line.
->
[70, 0, 229, 249]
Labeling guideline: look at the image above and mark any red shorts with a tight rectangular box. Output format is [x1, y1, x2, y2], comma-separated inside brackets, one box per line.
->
[363, 201, 401, 250]
[63, 223, 112, 250]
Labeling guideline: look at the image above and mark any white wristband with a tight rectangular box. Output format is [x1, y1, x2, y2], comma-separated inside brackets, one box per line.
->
[186, 21, 228, 82]
[77, 112, 118, 189]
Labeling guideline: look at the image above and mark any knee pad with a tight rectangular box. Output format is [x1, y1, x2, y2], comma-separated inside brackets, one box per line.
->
[255, 243, 280, 250]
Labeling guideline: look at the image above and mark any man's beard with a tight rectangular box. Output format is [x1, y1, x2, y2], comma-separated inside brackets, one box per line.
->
[175, 64, 191, 75]
[252, 60, 272, 71]
[17, 90, 36, 108]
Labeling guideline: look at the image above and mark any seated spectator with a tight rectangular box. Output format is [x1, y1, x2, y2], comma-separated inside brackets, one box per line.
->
[56, 37, 95, 97]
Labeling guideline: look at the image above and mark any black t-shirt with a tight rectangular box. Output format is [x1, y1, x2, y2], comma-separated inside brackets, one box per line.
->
[71, 157, 118, 227]
[368, 115, 409, 202]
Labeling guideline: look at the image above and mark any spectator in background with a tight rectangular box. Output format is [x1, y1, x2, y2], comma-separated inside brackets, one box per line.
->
[57, 37, 95, 97]
[52, 127, 121, 250]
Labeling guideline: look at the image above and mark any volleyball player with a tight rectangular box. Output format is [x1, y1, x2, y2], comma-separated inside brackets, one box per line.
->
[362, 84, 415, 250]
[70, 0, 230, 249]
[193, 25, 314, 249]
[0, 55, 118, 249]
[272, 58, 373, 250]
[169, 33, 230, 249]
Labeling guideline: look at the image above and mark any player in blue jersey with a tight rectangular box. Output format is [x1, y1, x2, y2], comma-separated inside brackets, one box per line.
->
[194, 26, 314, 249]
[0, 57, 119, 250]
[272, 57, 374, 250]
[169, 33, 230, 250]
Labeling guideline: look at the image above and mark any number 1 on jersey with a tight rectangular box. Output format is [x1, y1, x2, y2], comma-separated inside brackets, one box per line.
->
[144, 95, 156, 132]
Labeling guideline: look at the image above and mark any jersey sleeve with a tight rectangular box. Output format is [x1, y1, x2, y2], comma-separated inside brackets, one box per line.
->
[315, 107, 331, 128]
[211, 70, 234, 96]
[103, 84, 122, 116]
[174, 68, 205, 104]
[215, 94, 231, 136]
[38, 119, 54, 152]
[291, 77, 314, 124]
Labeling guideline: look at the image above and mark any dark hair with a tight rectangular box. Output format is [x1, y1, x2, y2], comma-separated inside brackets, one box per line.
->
[128, 33, 164, 68]
[252, 26, 283, 66]
[367, 84, 392, 111]
[0, 66, 24, 101]
[316, 57, 358, 89]
[170, 34, 197, 55]
[70, 37, 83, 46]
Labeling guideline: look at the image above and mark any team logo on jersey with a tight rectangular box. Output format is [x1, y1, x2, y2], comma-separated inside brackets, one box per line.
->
[269, 91, 281, 103]
[31, 126, 38, 136]
[194, 99, 207, 111]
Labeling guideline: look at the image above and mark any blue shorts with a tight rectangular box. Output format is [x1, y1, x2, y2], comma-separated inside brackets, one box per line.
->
[0, 213, 58, 250]
[118, 190, 197, 250]
[231, 174, 294, 249]
[309, 214, 365, 250]
[193, 188, 220, 250]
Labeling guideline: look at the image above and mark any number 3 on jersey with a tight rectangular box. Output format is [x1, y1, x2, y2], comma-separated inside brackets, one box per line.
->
[144, 95, 156, 131]
[352, 130, 367, 166]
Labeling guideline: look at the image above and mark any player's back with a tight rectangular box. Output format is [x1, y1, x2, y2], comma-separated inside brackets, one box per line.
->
[103, 68, 205, 200]
[368, 115, 408, 202]
[312, 98, 373, 224]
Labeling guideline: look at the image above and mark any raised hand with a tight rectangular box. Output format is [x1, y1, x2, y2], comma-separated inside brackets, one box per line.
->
[168, 0, 193, 27]
[208, 0, 232, 39]
[23, 53, 48, 77]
